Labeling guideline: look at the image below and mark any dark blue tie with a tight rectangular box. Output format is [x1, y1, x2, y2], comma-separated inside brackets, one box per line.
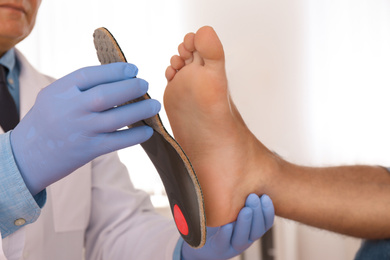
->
[0, 65, 19, 132]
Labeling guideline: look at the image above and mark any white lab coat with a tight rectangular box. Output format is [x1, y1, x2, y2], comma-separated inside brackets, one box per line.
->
[0, 50, 180, 260]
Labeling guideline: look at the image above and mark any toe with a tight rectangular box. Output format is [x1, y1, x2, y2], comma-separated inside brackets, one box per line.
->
[165, 66, 176, 82]
[170, 55, 185, 70]
[183, 32, 196, 52]
[178, 43, 193, 62]
[194, 26, 224, 62]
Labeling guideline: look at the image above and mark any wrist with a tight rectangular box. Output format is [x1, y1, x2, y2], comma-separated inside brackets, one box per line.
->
[10, 128, 45, 196]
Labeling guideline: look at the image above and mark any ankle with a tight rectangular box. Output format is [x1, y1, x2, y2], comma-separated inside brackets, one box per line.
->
[248, 137, 286, 195]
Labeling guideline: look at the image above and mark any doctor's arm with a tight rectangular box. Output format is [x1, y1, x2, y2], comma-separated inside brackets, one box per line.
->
[1, 63, 160, 238]
[0, 132, 46, 238]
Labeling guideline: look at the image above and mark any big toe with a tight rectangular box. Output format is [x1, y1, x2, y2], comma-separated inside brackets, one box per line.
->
[194, 26, 225, 62]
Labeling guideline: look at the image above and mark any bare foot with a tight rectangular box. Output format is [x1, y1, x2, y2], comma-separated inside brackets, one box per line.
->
[164, 26, 275, 226]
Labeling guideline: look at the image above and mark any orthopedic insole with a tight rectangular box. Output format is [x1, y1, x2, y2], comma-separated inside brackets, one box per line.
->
[93, 27, 206, 248]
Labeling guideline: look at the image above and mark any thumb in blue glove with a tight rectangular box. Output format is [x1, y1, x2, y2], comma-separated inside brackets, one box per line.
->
[11, 62, 160, 196]
[181, 194, 274, 260]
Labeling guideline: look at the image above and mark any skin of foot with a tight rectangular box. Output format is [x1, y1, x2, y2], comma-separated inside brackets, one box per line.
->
[164, 26, 390, 239]
[164, 26, 276, 226]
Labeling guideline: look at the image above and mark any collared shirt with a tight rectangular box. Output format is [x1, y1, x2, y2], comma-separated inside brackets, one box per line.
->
[0, 48, 20, 110]
[0, 49, 46, 238]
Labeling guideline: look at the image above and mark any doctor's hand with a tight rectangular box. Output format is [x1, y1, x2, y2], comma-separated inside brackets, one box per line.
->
[11, 63, 159, 196]
[181, 194, 274, 260]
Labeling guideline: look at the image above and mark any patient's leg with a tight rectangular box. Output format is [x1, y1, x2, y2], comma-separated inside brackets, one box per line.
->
[164, 26, 275, 226]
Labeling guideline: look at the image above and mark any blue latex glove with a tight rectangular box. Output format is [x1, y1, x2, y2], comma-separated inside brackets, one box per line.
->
[11, 62, 160, 195]
[182, 194, 274, 260]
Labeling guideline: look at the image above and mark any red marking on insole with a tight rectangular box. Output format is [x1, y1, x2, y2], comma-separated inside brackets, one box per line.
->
[174, 204, 189, 236]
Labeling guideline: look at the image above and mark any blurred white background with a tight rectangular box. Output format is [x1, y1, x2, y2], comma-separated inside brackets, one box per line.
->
[17, 0, 390, 259]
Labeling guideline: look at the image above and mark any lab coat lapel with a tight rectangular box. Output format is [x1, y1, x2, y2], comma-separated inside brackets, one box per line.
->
[15, 49, 54, 119]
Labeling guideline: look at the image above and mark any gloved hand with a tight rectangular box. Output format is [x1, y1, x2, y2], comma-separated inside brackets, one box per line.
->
[11, 62, 160, 195]
[181, 194, 274, 260]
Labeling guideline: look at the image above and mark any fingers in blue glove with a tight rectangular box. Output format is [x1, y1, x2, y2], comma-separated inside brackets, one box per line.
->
[84, 78, 148, 112]
[91, 99, 161, 133]
[260, 194, 275, 231]
[66, 62, 138, 91]
[246, 194, 275, 241]
[97, 125, 154, 153]
[232, 207, 253, 252]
